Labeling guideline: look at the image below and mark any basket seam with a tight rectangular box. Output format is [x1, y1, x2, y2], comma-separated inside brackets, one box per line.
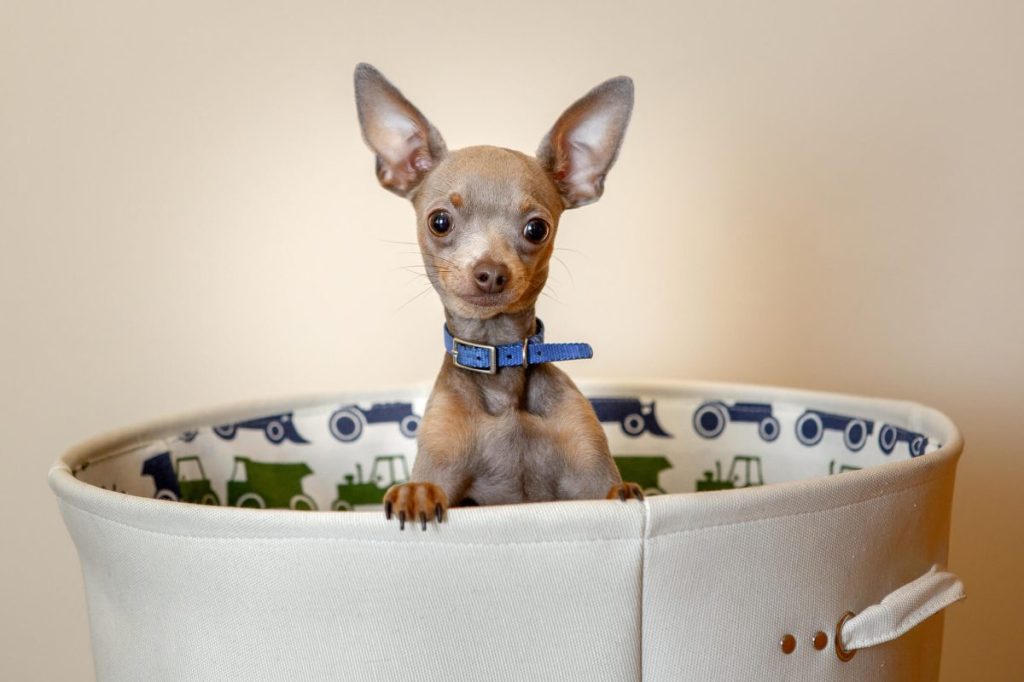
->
[56, 499, 645, 547]
[645, 468, 953, 541]
[638, 498, 649, 681]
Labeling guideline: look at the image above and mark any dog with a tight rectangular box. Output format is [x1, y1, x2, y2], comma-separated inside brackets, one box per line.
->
[354, 63, 642, 530]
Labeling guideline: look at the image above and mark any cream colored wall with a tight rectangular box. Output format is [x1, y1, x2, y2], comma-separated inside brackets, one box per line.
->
[2, 1, 1021, 679]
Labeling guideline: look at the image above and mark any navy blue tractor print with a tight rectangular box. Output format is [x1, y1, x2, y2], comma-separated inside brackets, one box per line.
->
[213, 412, 309, 445]
[795, 410, 874, 452]
[329, 402, 422, 443]
[589, 398, 672, 437]
[878, 424, 929, 457]
[692, 401, 780, 442]
[141, 452, 181, 501]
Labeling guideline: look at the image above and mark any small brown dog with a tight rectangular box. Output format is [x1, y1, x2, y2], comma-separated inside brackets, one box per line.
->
[354, 63, 642, 530]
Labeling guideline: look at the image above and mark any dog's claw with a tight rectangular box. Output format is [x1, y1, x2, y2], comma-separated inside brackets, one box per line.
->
[607, 481, 644, 502]
[383, 482, 450, 530]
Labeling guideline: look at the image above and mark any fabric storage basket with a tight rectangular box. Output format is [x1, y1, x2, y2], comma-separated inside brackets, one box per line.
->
[50, 380, 964, 682]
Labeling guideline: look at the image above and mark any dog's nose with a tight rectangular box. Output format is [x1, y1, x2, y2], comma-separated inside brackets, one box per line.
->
[473, 260, 510, 294]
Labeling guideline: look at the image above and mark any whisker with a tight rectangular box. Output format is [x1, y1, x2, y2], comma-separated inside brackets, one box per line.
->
[392, 261, 451, 270]
[391, 248, 459, 266]
[378, 238, 421, 246]
[398, 272, 449, 288]
[540, 290, 564, 305]
[427, 254, 460, 268]
[402, 274, 430, 286]
[395, 285, 435, 312]
[552, 254, 574, 285]
[395, 265, 450, 275]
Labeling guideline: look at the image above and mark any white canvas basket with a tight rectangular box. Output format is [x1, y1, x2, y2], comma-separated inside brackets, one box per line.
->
[49, 380, 964, 681]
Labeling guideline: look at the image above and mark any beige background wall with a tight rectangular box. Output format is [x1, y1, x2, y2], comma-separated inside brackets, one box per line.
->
[2, 1, 1021, 679]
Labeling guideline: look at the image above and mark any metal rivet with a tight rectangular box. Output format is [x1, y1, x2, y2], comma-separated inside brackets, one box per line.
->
[813, 631, 829, 650]
[835, 611, 857, 662]
[780, 634, 796, 654]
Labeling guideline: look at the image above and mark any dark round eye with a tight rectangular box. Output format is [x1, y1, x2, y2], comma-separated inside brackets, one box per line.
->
[523, 218, 550, 244]
[428, 210, 453, 236]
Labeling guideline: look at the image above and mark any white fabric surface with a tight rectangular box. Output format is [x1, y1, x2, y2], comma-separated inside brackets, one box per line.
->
[58, 498, 644, 681]
[50, 380, 965, 681]
[641, 459, 957, 680]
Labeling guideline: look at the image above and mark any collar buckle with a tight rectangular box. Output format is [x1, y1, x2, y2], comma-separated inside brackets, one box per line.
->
[450, 336, 498, 374]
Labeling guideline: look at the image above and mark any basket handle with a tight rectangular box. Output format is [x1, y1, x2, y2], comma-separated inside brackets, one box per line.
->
[836, 564, 965, 658]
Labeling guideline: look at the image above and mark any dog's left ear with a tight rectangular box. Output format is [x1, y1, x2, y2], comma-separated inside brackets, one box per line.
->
[537, 76, 634, 209]
[354, 63, 447, 198]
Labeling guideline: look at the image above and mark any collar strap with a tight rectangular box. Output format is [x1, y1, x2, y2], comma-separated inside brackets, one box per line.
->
[443, 319, 593, 374]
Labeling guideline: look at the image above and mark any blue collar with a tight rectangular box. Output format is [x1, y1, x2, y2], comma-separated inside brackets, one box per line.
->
[443, 319, 593, 374]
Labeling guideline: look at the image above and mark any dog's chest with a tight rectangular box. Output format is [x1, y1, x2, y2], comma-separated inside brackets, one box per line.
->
[466, 409, 567, 504]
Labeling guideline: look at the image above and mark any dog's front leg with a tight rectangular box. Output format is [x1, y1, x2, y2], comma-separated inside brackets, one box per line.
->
[545, 385, 644, 503]
[383, 383, 474, 530]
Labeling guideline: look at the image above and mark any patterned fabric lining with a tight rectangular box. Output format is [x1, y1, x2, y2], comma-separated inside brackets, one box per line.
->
[73, 390, 939, 511]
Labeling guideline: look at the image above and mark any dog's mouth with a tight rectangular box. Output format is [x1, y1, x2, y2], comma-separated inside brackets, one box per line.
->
[458, 292, 509, 308]
[433, 267, 531, 318]
[441, 286, 524, 318]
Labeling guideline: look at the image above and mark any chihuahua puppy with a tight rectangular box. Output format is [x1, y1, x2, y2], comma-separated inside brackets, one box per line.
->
[354, 63, 642, 530]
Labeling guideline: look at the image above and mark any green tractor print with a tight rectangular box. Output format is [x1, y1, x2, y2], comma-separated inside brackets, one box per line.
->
[332, 455, 410, 511]
[227, 456, 318, 510]
[141, 452, 220, 505]
[613, 455, 673, 496]
[174, 456, 221, 505]
[829, 460, 862, 475]
[696, 455, 764, 492]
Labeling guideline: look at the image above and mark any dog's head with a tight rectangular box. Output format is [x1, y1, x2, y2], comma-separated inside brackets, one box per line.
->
[354, 63, 633, 319]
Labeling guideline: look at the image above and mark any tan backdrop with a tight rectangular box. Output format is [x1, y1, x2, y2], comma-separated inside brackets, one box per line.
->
[2, 1, 1021, 679]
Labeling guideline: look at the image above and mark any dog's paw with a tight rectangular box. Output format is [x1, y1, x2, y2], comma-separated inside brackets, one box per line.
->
[606, 482, 645, 502]
[383, 482, 450, 531]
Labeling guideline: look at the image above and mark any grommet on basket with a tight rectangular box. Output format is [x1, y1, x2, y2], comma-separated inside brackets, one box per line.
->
[835, 611, 857, 662]
[780, 634, 796, 654]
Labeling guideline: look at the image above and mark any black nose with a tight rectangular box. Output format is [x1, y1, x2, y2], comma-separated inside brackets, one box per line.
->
[473, 260, 510, 294]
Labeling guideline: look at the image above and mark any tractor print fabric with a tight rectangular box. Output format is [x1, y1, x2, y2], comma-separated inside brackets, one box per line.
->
[73, 387, 940, 510]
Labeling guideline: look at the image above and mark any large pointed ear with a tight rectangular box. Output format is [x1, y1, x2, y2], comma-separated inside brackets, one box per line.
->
[536, 77, 634, 209]
[354, 63, 447, 198]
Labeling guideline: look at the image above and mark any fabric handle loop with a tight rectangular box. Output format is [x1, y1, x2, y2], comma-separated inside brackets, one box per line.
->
[840, 564, 965, 651]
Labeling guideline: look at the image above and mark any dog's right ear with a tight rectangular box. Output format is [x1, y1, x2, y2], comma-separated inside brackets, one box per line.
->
[354, 64, 447, 198]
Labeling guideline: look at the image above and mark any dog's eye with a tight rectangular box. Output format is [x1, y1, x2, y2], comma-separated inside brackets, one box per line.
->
[428, 210, 453, 236]
[523, 218, 550, 244]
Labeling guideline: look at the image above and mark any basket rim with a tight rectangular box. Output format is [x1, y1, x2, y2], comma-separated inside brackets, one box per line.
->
[49, 378, 963, 543]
